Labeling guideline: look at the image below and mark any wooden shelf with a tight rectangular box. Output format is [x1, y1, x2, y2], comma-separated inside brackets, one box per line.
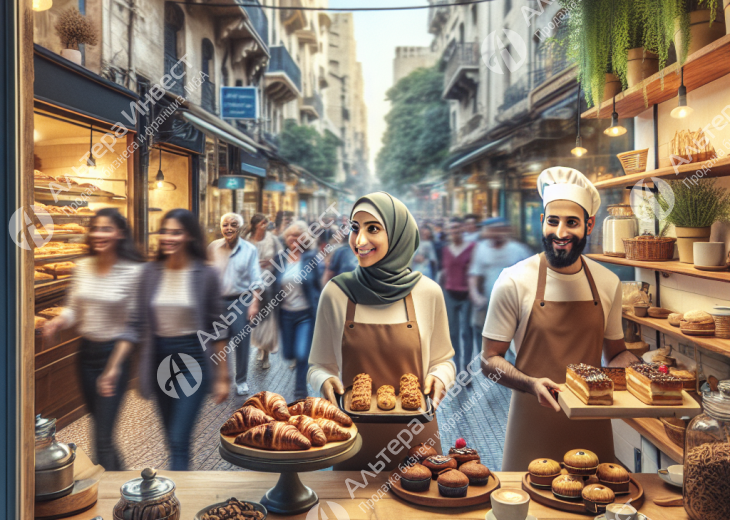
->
[587, 254, 730, 282]
[582, 34, 730, 119]
[593, 155, 730, 189]
[623, 312, 730, 358]
[622, 417, 684, 463]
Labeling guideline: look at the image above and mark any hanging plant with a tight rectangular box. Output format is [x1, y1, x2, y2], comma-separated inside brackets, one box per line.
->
[54, 8, 98, 50]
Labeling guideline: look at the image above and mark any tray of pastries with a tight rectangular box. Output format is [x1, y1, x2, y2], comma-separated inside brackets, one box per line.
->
[219, 392, 358, 461]
[34, 241, 89, 261]
[389, 437, 501, 507]
[523, 451, 644, 515]
[559, 363, 701, 419]
[36, 262, 76, 280]
[338, 373, 433, 423]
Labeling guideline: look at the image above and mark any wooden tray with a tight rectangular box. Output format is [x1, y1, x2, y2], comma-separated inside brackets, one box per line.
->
[35, 447, 103, 519]
[521, 473, 644, 516]
[558, 386, 701, 420]
[389, 471, 500, 508]
[220, 422, 358, 461]
[339, 386, 433, 423]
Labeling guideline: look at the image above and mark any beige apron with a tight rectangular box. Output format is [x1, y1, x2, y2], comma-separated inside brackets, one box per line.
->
[501, 253, 615, 471]
[334, 293, 442, 471]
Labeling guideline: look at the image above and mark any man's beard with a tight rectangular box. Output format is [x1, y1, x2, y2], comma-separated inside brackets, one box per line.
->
[542, 232, 587, 268]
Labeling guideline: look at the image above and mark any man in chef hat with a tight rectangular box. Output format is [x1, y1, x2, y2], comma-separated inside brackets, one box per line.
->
[480, 167, 639, 470]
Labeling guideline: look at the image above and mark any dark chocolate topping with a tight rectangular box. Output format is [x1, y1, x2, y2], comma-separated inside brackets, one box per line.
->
[568, 363, 612, 386]
[449, 447, 478, 456]
[632, 363, 682, 382]
[425, 455, 453, 466]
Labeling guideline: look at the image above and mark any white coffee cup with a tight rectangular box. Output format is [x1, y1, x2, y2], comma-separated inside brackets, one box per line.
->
[693, 242, 726, 267]
[489, 488, 530, 520]
[668, 464, 684, 485]
[605, 502, 638, 520]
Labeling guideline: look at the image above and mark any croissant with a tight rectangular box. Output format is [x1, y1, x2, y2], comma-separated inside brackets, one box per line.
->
[288, 397, 353, 427]
[243, 391, 291, 421]
[220, 406, 274, 435]
[314, 418, 352, 442]
[235, 422, 311, 451]
[287, 415, 327, 447]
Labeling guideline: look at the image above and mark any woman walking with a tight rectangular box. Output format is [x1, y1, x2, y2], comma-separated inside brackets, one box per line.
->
[131, 209, 230, 470]
[43, 208, 144, 470]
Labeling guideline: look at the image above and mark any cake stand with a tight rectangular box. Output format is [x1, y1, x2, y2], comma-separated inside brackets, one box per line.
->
[219, 434, 362, 515]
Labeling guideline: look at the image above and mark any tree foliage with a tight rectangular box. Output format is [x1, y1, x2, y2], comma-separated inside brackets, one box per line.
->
[376, 66, 450, 192]
[279, 119, 341, 179]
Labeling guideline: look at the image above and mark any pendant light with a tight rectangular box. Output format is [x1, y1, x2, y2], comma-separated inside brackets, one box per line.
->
[670, 67, 693, 119]
[603, 96, 627, 137]
[156, 149, 165, 189]
[86, 125, 97, 172]
[148, 148, 177, 191]
[33, 0, 52, 11]
[571, 89, 588, 157]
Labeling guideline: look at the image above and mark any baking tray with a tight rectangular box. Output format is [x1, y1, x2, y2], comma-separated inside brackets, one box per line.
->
[338, 385, 433, 423]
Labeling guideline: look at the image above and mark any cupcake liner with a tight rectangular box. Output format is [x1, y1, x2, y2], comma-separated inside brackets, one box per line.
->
[437, 483, 468, 498]
[467, 476, 489, 486]
[400, 477, 431, 493]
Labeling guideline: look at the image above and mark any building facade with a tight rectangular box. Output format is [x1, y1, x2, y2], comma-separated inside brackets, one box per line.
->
[393, 45, 439, 85]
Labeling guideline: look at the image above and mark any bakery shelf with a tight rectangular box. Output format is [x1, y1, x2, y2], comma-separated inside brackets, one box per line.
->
[582, 34, 730, 119]
[32, 233, 86, 241]
[592, 155, 730, 190]
[33, 254, 85, 266]
[623, 312, 730, 358]
[587, 254, 730, 283]
[622, 418, 684, 464]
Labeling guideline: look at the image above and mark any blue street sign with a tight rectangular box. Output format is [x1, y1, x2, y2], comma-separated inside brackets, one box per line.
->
[220, 87, 258, 119]
[218, 175, 247, 190]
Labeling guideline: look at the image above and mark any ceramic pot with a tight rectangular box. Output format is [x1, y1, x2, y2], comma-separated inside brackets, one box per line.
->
[675, 226, 712, 263]
[693, 242, 726, 267]
[674, 9, 726, 62]
[603, 73, 622, 102]
[60, 49, 82, 65]
[627, 48, 659, 87]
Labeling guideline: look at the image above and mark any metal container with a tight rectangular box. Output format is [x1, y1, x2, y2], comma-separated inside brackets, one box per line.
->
[35, 414, 77, 501]
[113, 468, 181, 520]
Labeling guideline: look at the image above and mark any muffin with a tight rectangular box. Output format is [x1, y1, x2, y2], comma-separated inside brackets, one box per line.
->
[399, 463, 432, 492]
[459, 460, 490, 486]
[528, 458, 561, 487]
[436, 469, 469, 498]
[563, 449, 599, 476]
[551, 474, 584, 500]
[596, 463, 630, 494]
[582, 483, 616, 514]
[448, 447, 480, 466]
[407, 442, 438, 463]
[423, 455, 457, 479]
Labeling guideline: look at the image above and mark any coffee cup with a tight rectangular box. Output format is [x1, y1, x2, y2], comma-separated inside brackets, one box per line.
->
[668, 464, 683, 485]
[693, 242, 726, 267]
[605, 502, 638, 520]
[489, 488, 530, 520]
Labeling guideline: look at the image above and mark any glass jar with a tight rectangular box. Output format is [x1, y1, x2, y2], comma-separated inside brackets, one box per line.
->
[683, 380, 730, 520]
[113, 468, 180, 520]
[602, 204, 638, 257]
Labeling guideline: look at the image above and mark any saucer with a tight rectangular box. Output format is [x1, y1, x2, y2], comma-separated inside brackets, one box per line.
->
[594, 514, 649, 520]
[657, 469, 682, 488]
[486, 511, 537, 520]
[693, 264, 729, 272]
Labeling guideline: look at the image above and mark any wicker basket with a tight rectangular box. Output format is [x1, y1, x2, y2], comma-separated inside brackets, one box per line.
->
[623, 237, 676, 261]
[617, 149, 649, 175]
[711, 315, 730, 339]
[660, 417, 688, 449]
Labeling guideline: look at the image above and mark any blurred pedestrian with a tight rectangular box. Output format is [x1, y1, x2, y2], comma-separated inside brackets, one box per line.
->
[133, 209, 230, 471]
[208, 213, 263, 394]
[321, 225, 358, 285]
[462, 214, 482, 243]
[274, 210, 294, 241]
[245, 213, 283, 370]
[43, 208, 143, 470]
[275, 221, 322, 400]
[441, 218, 475, 374]
[411, 223, 437, 279]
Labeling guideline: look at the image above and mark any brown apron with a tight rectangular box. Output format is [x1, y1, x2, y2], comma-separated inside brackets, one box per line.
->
[501, 253, 615, 471]
[334, 292, 442, 470]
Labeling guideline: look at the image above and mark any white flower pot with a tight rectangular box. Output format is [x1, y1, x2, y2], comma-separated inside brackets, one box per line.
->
[60, 49, 82, 65]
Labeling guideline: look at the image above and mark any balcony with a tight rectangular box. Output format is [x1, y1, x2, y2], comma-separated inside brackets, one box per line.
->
[296, 28, 318, 52]
[498, 74, 532, 113]
[281, 0, 305, 33]
[164, 53, 185, 98]
[215, 0, 269, 59]
[301, 91, 324, 119]
[428, 0, 450, 35]
[242, 0, 269, 48]
[264, 45, 302, 103]
[533, 39, 570, 88]
[201, 80, 216, 114]
[442, 42, 479, 100]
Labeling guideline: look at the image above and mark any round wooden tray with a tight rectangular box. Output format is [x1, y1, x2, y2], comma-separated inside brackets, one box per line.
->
[521, 473, 644, 516]
[220, 422, 358, 461]
[389, 471, 501, 508]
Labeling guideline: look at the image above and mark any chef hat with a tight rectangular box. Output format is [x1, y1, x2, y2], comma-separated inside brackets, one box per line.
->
[537, 167, 601, 217]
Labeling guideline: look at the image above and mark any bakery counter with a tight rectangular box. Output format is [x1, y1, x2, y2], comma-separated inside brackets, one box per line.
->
[64, 471, 688, 519]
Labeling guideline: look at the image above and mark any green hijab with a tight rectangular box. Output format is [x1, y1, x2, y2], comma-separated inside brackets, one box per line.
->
[333, 192, 422, 305]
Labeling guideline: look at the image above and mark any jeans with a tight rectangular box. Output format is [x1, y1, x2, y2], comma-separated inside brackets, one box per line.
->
[226, 298, 252, 385]
[154, 334, 210, 471]
[280, 308, 314, 400]
[78, 338, 130, 471]
[443, 291, 473, 374]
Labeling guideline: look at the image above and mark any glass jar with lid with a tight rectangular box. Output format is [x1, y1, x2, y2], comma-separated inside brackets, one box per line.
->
[602, 204, 638, 257]
[683, 380, 730, 520]
[113, 468, 180, 520]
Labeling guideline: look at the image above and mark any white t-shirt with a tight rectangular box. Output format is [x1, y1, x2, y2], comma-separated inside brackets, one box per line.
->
[281, 260, 309, 312]
[152, 267, 198, 337]
[469, 240, 533, 300]
[482, 254, 624, 356]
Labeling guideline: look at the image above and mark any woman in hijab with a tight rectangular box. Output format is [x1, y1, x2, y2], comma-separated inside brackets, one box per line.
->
[308, 192, 456, 471]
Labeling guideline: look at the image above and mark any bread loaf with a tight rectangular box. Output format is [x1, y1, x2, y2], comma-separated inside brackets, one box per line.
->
[377, 385, 396, 410]
[351, 373, 372, 411]
[400, 373, 421, 410]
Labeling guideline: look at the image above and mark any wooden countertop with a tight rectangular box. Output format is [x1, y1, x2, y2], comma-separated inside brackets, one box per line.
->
[65, 471, 688, 519]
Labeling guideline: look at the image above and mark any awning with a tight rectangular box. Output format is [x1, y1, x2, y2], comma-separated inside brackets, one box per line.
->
[448, 136, 509, 170]
[182, 111, 257, 154]
[240, 148, 267, 177]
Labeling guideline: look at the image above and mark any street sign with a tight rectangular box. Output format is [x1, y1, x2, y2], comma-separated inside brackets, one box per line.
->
[220, 87, 258, 120]
[218, 175, 247, 190]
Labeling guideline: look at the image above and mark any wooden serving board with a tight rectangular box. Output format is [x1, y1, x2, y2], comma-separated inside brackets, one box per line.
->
[521, 473, 644, 516]
[220, 422, 358, 461]
[35, 448, 104, 519]
[389, 471, 500, 508]
[558, 386, 701, 420]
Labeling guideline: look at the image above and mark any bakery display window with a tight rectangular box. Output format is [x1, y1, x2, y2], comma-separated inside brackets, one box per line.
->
[147, 146, 191, 257]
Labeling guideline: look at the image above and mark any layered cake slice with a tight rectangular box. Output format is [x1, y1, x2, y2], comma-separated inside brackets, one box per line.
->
[626, 364, 683, 405]
[598, 367, 627, 391]
[566, 364, 614, 405]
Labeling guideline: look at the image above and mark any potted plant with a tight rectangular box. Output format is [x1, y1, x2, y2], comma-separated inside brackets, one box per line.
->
[626, 19, 660, 88]
[54, 7, 98, 65]
[653, 179, 730, 263]
[669, 0, 726, 64]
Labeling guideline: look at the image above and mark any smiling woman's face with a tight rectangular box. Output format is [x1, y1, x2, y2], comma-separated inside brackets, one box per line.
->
[349, 211, 388, 267]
